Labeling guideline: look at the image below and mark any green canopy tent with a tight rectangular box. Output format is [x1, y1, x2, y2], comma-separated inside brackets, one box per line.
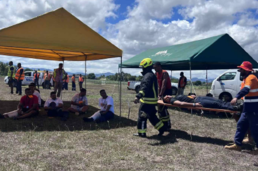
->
[120, 34, 258, 92]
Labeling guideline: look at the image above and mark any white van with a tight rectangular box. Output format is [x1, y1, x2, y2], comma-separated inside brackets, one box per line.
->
[4, 71, 53, 88]
[210, 69, 258, 102]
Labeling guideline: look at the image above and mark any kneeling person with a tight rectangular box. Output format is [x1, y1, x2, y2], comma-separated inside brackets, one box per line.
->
[164, 94, 241, 111]
[44, 91, 68, 120]
[68, 88, 88, 115]
[83, 89, 114, 123]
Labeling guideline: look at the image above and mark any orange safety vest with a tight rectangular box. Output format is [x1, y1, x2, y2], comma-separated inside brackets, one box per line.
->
[72, 76, 75, 82]
[44, 73, 51, 80]
[15, 68, 25, 80]
[66, 75, 69, 83]
[79, 76, 83, 82]
[156, 70, 172, 89]
[33, 73, 39, 80]
[241, 74, 258, 102]
[179, 76, 186, 88]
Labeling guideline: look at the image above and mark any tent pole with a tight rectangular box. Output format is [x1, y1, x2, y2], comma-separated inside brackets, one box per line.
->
[171, 70, 172, 80]
[120, 57, 122, 117]
[61, 59, 64, 99]
[85, 56, 87, 89]
[206, 69, 208, 94]
[189, 61, 192, 93]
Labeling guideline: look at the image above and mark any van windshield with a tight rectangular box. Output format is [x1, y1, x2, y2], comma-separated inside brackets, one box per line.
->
[24, 72, 31, 76]
[219, 72, 236, 81]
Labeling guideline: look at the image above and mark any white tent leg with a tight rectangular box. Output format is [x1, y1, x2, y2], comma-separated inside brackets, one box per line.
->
[120, 57, 122, 117]
[189, 61, 192, 93]
[85, 56, 87, 89]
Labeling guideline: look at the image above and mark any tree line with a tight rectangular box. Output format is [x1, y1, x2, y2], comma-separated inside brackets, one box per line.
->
[0, 62, 33, 76]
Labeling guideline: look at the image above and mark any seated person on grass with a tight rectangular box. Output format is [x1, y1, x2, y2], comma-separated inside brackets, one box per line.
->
[2, 88, 39, 119]
[44, 91, 68, 120]
[68, 88, 88, 115]
[83, 89, 114, 123]
[29, 83, 42, 107]
[163, 94, 242, 111]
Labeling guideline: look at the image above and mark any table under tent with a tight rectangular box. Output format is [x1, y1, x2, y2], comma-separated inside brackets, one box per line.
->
[120, 33, 258, 94]
[0, 8, 123, 116]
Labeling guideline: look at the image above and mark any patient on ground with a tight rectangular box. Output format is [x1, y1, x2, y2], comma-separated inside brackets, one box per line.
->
[163, 94, 241, 111]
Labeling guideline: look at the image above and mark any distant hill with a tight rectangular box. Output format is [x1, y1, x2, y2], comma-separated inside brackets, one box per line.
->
[25, 67, 115, 77]
[24, 67, 215, 81]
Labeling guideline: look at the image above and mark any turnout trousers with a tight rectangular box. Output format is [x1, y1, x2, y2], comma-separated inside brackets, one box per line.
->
[137, 103, 164, 136]
[158, 89, 172, 129]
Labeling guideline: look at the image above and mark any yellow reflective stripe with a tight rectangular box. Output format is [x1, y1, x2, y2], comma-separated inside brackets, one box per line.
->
[160, 116, 169, 119]
[160, 116, 170, 122]
[140, 99, 157, 104]
[139, 91, 145, 96]
[155, 121, 164, 130]
[153, 83, 157, 99]
[138, 129, 146, 133]
[142, 97, 158, 101]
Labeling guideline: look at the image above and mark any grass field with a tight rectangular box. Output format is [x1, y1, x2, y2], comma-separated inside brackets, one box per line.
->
[0, 76, 257, 171]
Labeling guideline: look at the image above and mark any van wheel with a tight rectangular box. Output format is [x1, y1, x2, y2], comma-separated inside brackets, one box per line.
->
[135, 86, 140, 94]
[219, 93, 232, 102]
[172, 87, 178, 95]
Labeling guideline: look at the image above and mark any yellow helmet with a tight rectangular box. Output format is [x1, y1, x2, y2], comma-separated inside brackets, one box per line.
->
[139, 58, 153, 68]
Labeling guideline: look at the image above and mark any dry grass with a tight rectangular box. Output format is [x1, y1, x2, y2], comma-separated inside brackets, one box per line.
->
[0, 77, 257, 171]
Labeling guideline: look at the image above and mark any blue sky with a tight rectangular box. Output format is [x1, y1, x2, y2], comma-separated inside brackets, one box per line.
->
[0, 0, 258, 79]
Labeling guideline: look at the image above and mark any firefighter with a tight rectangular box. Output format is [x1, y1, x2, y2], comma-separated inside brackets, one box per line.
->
[15, 63, 25, 95]
[153, 62, 172, 130]
[134, 58, 166, 137]
[225, 61, 258, 154]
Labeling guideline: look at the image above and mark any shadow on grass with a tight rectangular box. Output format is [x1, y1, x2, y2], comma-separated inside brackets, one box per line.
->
[0, 101, 137, 132]
[147, 129, 232, 146]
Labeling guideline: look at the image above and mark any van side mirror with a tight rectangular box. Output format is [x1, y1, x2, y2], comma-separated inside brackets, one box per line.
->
[217, 78, 221, 81]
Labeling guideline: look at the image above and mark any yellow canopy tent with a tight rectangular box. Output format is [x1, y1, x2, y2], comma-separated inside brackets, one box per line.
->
[0, 7, 123, 115]
[0, 7, 122, 60]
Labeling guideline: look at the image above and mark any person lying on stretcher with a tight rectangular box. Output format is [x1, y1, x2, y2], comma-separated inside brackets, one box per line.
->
[163, 94, 242, 111]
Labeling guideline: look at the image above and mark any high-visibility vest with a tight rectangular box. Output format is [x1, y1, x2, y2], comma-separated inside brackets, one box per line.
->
[44, 73, 51, 80]
[63, 75, 69, 83]
[179, 76, 186, 88]
[79, 76, 83, 82]
[155, 70, 172, 89]
[15, 67, 25, 80]
[242, 74, 258, 102]
[33, 73, 39, 80]
[7, 65, 15, 78]
[53, 69, 65, 80]
[72, 76, 75, 82]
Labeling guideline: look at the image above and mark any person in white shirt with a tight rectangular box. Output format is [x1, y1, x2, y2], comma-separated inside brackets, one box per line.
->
[29, 83, 42, 107]
[68, 88, 89, 115]
[83, 89, 114, 123]
[44, 91, 68, 120]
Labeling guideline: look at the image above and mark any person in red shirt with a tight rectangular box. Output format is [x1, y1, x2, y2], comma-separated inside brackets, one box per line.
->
[154, 62, 172, 130]
[17, 88, 39, 119]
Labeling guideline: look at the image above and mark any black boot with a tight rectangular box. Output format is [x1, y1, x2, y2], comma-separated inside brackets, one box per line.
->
[133, 133, 146, 138]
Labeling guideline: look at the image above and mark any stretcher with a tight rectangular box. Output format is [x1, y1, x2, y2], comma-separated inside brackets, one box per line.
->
[157, 100, 239, 114]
